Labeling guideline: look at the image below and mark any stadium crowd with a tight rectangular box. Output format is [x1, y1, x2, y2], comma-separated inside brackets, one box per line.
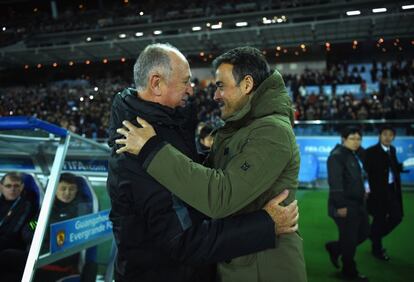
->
[1, 0, 315, 47]
[286, 60, 414, 121]
[0, 60, 413, 139]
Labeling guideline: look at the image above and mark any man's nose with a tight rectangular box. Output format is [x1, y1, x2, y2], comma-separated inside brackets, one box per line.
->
[213, 89, 221, 101]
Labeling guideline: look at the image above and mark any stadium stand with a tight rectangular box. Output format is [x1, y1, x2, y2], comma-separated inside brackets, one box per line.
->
[1, 60, 412, 138]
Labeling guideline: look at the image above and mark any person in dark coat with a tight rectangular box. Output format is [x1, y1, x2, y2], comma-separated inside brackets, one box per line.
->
[0, 172, 35, 251]
[35, 173, 93, 281]
[197, 124, 215, 157]
[325, 128, 370, 281]
[0, 172, 36, 281]
[365, 126, 404, 260]
[1, 173, 93, 282]
[107, 43, 299, 282]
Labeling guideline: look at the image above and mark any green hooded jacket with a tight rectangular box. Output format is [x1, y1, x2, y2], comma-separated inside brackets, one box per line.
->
[144, 70, 307, 282]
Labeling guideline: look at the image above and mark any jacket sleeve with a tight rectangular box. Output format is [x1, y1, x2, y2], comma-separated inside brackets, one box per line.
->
[167, 210, 276, 264]
[140, 125, 293, 218]
[120, 166, 276, 265]
[327, 153, 348, 208]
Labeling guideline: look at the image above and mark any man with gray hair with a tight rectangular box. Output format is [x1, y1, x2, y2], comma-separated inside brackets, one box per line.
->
[107, 43, 299, 281]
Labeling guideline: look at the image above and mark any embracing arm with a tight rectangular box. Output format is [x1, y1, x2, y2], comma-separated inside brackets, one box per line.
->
[134, 125, 293, 218]
[119, 170, 297, 265]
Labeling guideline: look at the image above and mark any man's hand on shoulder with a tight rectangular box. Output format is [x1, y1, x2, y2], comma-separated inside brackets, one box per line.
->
[115, 116, 156, 155]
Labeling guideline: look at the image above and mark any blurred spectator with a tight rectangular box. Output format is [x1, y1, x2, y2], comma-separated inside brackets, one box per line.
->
[197, 124, 215, 157]
[34, 173, 93, 282]
[1, 60, 413, 138]
[0, 172, 35, 251]
[325, 128, 370, 280]
[365, 126, 405, 261]
[0, 172, 37, 282]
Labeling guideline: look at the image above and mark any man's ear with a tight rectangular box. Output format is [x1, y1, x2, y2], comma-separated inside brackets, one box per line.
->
[149, 73, 162, 96]
[242, 75, 254, 95]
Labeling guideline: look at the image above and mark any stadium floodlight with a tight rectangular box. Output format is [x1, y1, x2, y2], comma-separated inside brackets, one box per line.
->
[235, 22, 248, 27]
[86, 37, 92, 42]
[153, 30, 162, 35]
[192, 26, 202, 31]
[139, 11, 144, 16]
[89, 95, 94, 100]
[372, 8, 387, 13]
[402, 4, 414, 10]
[94, 87, 99, 92]
[2, 26, 5, 31]
[346, 10, 361, 16]
[211, 22, 222, 29]
[276, 18, 283, 23]
[135, 32, 143, 37]
[262, 17, 272, 24]
[119, 33, 127, 38]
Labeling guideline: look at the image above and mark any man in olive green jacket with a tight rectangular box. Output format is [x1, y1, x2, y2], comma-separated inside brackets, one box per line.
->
[116, 47, 307, 282]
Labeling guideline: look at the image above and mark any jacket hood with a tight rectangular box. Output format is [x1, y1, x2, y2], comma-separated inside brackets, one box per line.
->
[224, 70, 294, 128]
[107, 88, 185, 148]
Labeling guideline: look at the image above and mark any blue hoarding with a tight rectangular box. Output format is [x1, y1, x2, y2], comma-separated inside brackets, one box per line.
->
[0, 158, 35, 170]
[50, 209, 112, 253]
[297, 136, 414, 184]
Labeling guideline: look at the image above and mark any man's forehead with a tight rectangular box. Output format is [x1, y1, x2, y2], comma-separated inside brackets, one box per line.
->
[215, 63, 233, 78]
[347, 133, 361, 139]
[3, 176, 22, 184]
[172, 61, 190, 78]
[59, 182, 77, 188]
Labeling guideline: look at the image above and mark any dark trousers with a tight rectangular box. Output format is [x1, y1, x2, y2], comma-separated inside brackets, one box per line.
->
[327, 208, 370, 275]
[0, 249, 28, 282]
[370, 184, 403, 253]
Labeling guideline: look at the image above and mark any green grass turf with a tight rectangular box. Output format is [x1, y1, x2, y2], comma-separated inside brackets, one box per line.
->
[92, 185, 113, 275]
[298, 189, 414, 282]
[92, 185, 414, 280]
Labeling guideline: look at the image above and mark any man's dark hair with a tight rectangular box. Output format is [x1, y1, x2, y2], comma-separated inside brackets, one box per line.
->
[379, 125, 396, 136]
[59, 173, 78, 186]
[1, 172, 23, 184]
[212, 46, 271, 91]
[341, 127, 362, 139]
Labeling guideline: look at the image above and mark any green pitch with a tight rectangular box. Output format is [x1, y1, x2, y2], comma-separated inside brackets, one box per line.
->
[298, 189, 414, 282]
[92, 185, 414, 280]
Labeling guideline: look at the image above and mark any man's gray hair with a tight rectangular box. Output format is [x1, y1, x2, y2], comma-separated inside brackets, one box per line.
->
[133, 43, 180, 92]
